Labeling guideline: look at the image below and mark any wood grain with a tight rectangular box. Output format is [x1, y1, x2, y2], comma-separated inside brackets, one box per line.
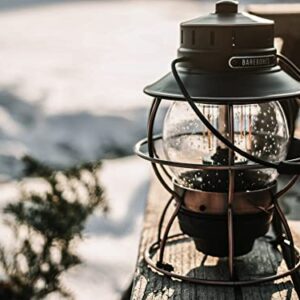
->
[131, 177, 300, 299]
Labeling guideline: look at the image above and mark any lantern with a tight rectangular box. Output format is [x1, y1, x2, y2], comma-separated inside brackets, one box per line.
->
[135, 0, 300, 290]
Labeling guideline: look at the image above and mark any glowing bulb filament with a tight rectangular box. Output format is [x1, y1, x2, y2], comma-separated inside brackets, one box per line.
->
[248, 106, 252, 150]
[208, 111, 212, 151]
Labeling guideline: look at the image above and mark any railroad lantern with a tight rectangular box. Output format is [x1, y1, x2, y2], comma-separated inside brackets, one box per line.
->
[135, 0, 300, 290]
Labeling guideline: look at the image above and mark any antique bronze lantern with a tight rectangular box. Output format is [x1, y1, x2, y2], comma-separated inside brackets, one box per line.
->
[135, 0, 300, 291]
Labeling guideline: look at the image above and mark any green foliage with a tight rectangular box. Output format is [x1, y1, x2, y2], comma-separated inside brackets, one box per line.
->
[0, 156, 106, 300]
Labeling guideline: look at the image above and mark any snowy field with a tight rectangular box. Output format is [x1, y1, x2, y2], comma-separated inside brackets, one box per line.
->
[0, 1, 298, 299]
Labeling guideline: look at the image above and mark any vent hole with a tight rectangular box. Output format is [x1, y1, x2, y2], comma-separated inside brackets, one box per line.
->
[199, 205, 206, 212]
[210, 31, 215, 46]
[232, 30, 236, 47]
[192, 30, 196, 45]
[181, 30, 183, 44]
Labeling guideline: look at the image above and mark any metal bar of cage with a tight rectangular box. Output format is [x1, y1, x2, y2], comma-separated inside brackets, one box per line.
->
[227, 104, 235, 279]
[135, 135, 300, 170]
[136, 137, 266, 170]
[147, 98, 177, 197]
[157, 196, 174, 243]
[148, 99, 172, 180]
[144, 234, 300, 286]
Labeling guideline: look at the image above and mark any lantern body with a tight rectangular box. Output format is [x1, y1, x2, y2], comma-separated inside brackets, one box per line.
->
[135, 0, 300, 288]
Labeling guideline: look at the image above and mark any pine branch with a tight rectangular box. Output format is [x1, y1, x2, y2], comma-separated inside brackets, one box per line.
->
[0, 155, 107, 299]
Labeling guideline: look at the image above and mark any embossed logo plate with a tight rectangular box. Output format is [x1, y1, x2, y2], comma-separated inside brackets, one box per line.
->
[229, 55, 276, 69]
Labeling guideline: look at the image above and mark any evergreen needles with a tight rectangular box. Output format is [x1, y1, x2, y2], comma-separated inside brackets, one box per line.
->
[0, 156, 106, 299]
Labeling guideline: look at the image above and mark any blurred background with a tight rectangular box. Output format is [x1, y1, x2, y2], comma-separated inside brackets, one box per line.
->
[0, 0, 298, 299]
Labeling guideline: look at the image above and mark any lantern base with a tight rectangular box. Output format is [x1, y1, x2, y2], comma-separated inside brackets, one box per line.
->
[178, 207, 273, 257]
[193, 237, 253, 257]
[175, 182, 275, 257]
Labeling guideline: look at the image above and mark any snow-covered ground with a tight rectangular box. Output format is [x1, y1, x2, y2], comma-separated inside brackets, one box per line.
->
[0, 1, 298, 299]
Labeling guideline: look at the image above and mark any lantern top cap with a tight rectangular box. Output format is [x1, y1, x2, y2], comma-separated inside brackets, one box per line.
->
[216, 0, 238, 14]
[144, 1, 300, 104]
[182, 1, 273, 27]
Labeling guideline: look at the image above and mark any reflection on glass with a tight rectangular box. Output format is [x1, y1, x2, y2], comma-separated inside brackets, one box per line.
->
[162, 101, 289, 192]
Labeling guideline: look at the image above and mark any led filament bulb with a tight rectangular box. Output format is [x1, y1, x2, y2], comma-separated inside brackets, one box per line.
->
[162, 101, 290, 192]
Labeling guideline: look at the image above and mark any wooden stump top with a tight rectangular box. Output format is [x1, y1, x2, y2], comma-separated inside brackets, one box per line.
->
[131, 177, 300, 299]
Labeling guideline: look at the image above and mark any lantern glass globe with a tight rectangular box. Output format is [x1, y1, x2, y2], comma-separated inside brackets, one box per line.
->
[162, 101, 289, 192]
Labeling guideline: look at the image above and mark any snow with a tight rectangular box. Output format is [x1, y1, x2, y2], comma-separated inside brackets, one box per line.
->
[62, 156, 149, 300]
[0, 0, 204, 115]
